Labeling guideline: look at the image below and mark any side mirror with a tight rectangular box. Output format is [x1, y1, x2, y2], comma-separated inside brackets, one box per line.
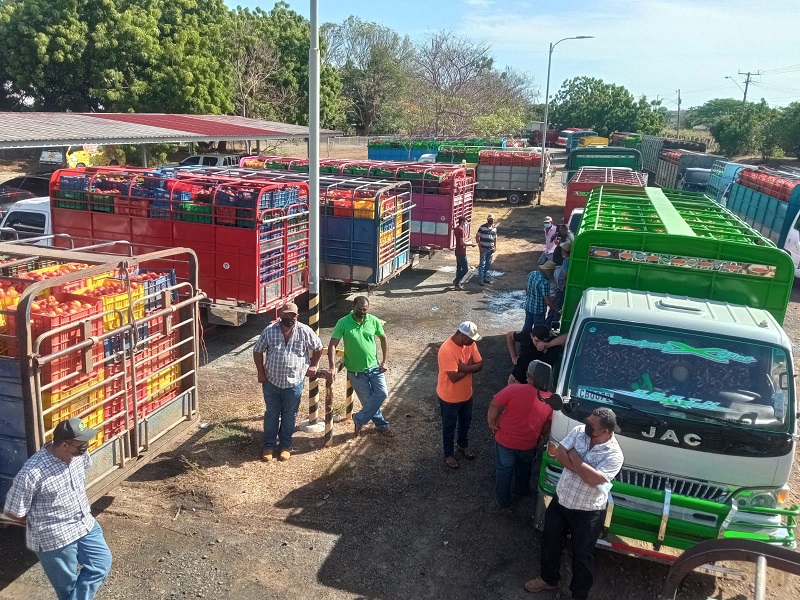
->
[543, 392, 564, 411]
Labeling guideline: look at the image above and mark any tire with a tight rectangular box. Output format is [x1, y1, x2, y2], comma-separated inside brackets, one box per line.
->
[507, 192, 523, 205]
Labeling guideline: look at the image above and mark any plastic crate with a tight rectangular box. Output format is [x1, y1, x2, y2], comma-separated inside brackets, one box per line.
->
[115, 197, 151, 217]
[131, 270, 178, 313]
[103, 323, 149, 358]
[179, 203, 212, 224]
[0, 256, 35, 277]
[90, 193, 115, 213]
[16, 263, 90, 294]
[140, 333, 179, 376]
[150, 200, 172, 219]
[147, 364, 181, 398]
[77, 284, 145, 332]
[43, 372, 105, 451]
[103, 360, 147, 440]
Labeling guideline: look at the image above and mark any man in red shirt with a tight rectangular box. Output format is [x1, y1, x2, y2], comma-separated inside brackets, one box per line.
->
[487, 360, 553, 507]
[452, 216, 474, 290]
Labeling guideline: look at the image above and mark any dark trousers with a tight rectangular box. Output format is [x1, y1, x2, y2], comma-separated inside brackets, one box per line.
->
[454, 254, 468, 285]
[494, 441, 535, 507]
[439, 398, 473, 457]
[540, 496, 605, 600]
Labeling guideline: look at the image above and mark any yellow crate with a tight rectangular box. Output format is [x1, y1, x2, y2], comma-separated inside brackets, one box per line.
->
[146, 364, 181, 398]
[380, 230, 394, 246]
[44, 406, 104, 451]
[42, 372, 105, 431]
[77, 285, 145, 332]
[84, 271, 116, 290]
[353, 200, 375, 219]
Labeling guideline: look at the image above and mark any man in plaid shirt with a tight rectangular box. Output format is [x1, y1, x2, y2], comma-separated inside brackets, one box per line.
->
[3, 417, 112, 600]
[253, 302, 323, 462]
[525, 408, 623, 600]
[522, 268, 552, 334]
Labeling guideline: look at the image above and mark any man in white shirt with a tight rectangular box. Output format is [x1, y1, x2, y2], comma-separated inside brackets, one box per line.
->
[525, 408, 623, 600]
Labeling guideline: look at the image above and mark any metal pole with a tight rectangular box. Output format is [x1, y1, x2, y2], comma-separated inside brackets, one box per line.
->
[676, 89, 681, 137]
[305, 0, 326, 437]
[754, 555, 767, 600]
[538, 42, 553, 206]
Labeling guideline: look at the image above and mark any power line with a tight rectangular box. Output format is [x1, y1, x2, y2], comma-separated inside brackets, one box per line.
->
[760, 63, 800, 75]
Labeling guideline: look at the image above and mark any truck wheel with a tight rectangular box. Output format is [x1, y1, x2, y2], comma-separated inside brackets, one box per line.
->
[507, 192, 523, 205]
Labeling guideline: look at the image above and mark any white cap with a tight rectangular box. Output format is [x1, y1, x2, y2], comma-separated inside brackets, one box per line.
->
[458, 321, 482, 341]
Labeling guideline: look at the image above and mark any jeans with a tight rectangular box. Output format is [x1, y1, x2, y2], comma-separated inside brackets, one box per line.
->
[477, 249, 494, 281]
[348, 366, 389, 429]
[36, 521, 112, 600]
[540, 496, 605, 600]
[439, 398, 473, 457]
[538, 252, 553, 266]
[494, 442, 535, 507]
[522, 309, 546, 334]
[454, 254, 469, 285]
[262, 380, 305, 450]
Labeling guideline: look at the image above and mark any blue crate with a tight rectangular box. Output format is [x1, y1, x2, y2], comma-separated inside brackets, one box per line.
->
[153, 189, 190, 201]
[137, 269, 178, 312]
[104, 324, 149, 358]
[59, 175, 90, 191]
[150, 200, 171, 219]
[130, 186, 152, 198]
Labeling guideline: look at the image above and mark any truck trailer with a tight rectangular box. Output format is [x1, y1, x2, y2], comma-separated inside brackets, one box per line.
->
[654, 149, 725, 190]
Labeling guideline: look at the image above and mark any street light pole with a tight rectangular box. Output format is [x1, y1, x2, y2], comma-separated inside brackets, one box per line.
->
[537, 35, 593, 207]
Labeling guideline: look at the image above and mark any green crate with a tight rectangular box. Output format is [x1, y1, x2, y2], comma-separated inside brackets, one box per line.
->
[179, 202, 212, 224]
[289, 164, 309, 173]
[90, 193, 115, 213]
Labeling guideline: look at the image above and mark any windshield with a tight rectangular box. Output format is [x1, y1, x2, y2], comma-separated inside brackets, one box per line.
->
[684, 170, 711, 185]
[567, 321, 792, 432]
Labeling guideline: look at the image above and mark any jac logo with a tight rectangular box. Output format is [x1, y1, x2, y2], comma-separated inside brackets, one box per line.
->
[641, 427, 701, 447]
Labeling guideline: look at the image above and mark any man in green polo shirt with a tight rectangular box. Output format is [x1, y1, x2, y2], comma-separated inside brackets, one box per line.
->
[327, 296, 394, 437]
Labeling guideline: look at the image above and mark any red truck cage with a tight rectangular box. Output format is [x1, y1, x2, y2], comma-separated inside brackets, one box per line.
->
[564, 167, 647, 222]
[50, 167, 309, 325]
[239, 156, 475, 253]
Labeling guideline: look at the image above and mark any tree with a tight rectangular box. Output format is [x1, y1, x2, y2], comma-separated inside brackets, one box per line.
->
[549, 77, 664, 137]
[709, 100, 781, 159]
[684, 98, 743, 128]
[775, 102, 800, 158]
[323, 16, 414, 134]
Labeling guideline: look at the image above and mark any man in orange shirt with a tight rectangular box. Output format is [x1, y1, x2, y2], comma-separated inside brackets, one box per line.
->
[437, 322, 484, 469]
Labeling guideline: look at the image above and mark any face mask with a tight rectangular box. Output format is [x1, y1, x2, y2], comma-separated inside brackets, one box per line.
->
[68, 442, 88, 456]
[280, 317, 296, 327]
[544, 223, 552, 229]
[584, 422, 595, 438]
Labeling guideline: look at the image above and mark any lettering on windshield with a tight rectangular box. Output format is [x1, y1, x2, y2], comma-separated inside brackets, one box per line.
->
[607, 336, 757, 365]
[577, 386, 730, 413]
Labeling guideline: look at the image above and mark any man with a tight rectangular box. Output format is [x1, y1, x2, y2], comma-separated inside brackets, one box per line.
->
[523, 268, 551, 334]
[525, 408, 624, 600]
[253, 301, 323, 462]
[547, 240, 571, 327]
[506, 324, 563, 386]
[538, 216, 558, 265]
[327, 296, 393, 437]
[437, 322, 484, 469]
[488, 360, 554, 508]
[3, 417, 112, 600]
[552, 224, 574, 266]
[476, 214, 497, 286]
[452, 216, 475, 290]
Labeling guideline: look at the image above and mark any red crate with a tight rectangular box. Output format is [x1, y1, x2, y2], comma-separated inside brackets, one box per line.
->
[103, 360, 147, 439]
[114, 197, 150, 218]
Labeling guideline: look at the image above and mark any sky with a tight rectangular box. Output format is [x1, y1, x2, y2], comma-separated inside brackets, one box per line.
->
[228, 0, 800, 109]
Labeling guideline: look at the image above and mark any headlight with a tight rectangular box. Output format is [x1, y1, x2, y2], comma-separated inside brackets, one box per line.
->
[731, 486, 790, 509]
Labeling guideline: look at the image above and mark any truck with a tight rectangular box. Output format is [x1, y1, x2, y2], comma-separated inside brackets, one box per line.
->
[638, 136, 708, 182]
[0, 238, 204, 504]
[609, 132, 642, 148]
[578, 135, 609, 148]
[556, 128, 588, 148]
[725, 167, 800, 276]
[538, 184, 798, 567]
[239, 156, 475, 254]
[565, 130, 599, 154]
[44, 167, 311, 327]
[474, 148, 550, 204]
[654, 149, 726, 190]
[39, 145, 126, 170]
[563, 167, 646, 222]
[705, 160, 757, 205]
[173, 165, 414, 289]
[563, 147, 643, 183]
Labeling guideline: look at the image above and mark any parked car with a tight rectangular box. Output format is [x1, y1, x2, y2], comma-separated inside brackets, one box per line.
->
[39, 145, 125, 169]
[179, 154, 240, 168]
[0, 174, 51, 217]
[678, 167, 712, 192]
[0, 196, 50, 242]
[417, 153, 437, 163]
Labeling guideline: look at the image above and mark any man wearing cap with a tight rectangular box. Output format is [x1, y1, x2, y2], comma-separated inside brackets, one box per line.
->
[436, 322, 484, 469]
[3, 417, 112, 600]
[476, 214, 497, 286]
[327, 296, 393, 437]
[538, 216, 558, 265]
[254, 302, 323, 462]
[552, 224, 574, 267]
[523, 267, 552, 334]
[547, 241, 571, 327]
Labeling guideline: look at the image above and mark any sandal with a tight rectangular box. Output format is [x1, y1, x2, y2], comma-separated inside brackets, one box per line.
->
[457, 446, 476, 460]
[444, 456, 459, 469]
[379, 427, 395, 437]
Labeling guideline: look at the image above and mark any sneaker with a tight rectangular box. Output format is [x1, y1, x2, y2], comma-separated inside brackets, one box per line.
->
[262, 450, 274, 462]
[278, 450, 291, 461]
[524, 577, 557, 594]
[454, 284, 464, 291]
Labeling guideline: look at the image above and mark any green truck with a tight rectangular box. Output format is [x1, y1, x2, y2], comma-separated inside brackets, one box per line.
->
[563, 147, 643, 184]
[539, 185, 798, 565]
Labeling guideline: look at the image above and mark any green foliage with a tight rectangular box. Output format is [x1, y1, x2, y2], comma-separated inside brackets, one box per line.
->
[684, 98, 744, 128]
[775, 102, 800, 158]
[549, 77, 665, 137]
[709, 100, 782, 159]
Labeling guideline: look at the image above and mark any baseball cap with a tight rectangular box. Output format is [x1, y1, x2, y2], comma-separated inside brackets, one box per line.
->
[53, 417, 98, 443]
[487, 213, 495, 220]
[457, 321, 482, 341]
[543, 216, 553, 224]
[280, 302, 299, 315]
[560, 240, 573, 252]
[540, 261, 558, 271]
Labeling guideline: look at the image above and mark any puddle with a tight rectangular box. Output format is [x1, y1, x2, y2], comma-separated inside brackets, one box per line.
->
[438, 266, 457, 273]
[484, 289, 526, 326]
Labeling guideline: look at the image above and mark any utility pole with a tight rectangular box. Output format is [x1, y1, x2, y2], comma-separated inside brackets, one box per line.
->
[738, 70, 761, 105]
[676, 89, 681, 137]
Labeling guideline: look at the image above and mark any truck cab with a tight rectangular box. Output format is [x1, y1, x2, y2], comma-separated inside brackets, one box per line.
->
[677, 167, 711, 192]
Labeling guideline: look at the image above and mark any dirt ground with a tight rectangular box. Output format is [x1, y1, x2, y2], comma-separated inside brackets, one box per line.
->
[0, 150, 798, 599]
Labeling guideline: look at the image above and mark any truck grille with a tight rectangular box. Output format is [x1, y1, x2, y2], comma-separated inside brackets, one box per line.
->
[614, 468, 729, 502]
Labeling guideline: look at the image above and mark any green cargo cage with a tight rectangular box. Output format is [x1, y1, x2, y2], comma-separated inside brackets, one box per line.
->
[562, 186, 796, 331]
